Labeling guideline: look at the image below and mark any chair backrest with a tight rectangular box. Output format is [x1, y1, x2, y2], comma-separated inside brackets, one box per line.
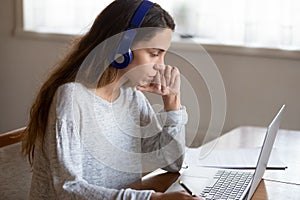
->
[0, 127, 25, 147]
[0, 127, 32, 200]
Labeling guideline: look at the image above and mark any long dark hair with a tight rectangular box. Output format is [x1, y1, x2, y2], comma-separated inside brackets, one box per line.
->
[22, 0, 175, 165]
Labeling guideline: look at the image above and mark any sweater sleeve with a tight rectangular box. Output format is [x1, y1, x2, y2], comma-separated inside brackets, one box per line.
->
[39, 83, 154, 200]
[139, 92, 188, 173]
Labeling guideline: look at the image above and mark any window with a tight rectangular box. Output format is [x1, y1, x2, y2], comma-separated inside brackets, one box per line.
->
[21, 0, 300, 50]
[22, 0, 112, 35]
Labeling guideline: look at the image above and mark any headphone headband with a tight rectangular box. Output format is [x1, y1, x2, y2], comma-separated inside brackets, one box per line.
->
[111, 0, 154, 69]
[130, 0, 153, 28]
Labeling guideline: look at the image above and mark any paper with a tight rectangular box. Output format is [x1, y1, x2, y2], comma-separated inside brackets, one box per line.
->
[184, 147, 287, 169]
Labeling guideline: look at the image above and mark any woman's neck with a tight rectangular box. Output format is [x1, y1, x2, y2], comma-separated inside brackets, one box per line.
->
[95, 85, 119, 103]
[95, 72, 128, 102]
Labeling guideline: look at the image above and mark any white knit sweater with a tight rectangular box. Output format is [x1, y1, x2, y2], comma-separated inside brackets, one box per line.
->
[30, 82, 187, 200]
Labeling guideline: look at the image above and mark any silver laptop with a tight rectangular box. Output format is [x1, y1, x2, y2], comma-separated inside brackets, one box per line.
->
[166, 105, 285, 200]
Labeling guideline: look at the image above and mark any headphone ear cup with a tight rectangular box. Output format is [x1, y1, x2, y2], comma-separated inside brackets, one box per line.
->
[124, 49, 133, 67]
[111, 49, 133, 69]
[111, 0, 153, 69]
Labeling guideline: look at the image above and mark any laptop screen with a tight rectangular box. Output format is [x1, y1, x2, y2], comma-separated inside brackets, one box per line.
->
[246, 105, 285, 200]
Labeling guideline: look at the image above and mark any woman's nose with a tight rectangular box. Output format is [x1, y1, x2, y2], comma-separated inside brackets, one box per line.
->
[156, 57, 165, 65]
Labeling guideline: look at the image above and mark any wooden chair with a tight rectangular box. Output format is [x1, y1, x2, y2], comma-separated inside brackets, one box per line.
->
[0, 127, 26, 147]
[0, 127, 31, 199]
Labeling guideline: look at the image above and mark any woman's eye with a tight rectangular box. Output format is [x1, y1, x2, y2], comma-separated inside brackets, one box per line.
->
[150, 52, 159, 57]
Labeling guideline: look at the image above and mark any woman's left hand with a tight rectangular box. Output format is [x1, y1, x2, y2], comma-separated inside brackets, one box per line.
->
[136, 64, 181, 96]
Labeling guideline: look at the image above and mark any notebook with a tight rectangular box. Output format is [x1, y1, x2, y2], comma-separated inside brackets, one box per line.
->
[166, 105, 285, 200]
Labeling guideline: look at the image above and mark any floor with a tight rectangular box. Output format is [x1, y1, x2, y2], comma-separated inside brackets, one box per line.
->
[0, 142, 32, 200]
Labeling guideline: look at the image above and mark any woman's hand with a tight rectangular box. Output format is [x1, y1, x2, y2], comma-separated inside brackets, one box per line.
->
[150, 191, 204, 200]
[136, 64, 180, 96]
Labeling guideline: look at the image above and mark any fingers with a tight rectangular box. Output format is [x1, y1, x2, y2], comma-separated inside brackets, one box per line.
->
[161, 69, 167, 94]
[163, 190, 204, 200]
[155, 64, 173, 87]
[153, 64, 165, 94]
[169, 71, 180, 95]
[168, 66, 180, 95]
[180, 190, 203, 200]
[170, 66, 179, 86]
[164, 65, 172, 87]
[136, 85, 148, 92]
[153, 69, 161, 91]
[138, 64, 180, 96]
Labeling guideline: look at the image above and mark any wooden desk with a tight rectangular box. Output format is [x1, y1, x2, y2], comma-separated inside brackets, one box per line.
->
[129, 126, 300, 199]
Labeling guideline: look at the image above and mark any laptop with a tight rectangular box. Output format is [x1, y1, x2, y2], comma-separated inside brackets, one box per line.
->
[166, 105, 285, 200]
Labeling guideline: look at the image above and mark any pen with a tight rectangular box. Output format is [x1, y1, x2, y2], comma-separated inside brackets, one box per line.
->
[178, 180, 196, 196]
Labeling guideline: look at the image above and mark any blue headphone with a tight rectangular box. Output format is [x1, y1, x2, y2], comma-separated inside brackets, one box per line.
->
[111, 0, 154, 69]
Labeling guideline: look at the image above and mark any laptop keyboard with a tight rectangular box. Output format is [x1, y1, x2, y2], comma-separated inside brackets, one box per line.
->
[200, 170, 253, 200]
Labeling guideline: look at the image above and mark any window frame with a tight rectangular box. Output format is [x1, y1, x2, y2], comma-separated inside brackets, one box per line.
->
[14, 0, 300, 60]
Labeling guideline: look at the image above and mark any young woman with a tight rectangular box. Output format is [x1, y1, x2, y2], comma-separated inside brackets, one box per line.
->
[22, 0, 202, 199]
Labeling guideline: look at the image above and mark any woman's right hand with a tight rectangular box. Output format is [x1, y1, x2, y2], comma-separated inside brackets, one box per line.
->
[150, 191, 204, 200]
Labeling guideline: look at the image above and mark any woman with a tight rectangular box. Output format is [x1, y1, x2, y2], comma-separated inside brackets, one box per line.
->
[22, 0, 202, 199]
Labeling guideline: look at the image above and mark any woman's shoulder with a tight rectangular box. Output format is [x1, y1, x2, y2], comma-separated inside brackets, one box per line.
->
[56, 82, 75, 97]
[55, 82, 89, 100]
[53, 82, 87, 115]
[56, 82, 84, 94]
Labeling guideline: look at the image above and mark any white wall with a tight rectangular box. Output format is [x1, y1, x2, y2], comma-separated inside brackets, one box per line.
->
[0, 0, 67, 132]
[1, 0, 300, 146]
